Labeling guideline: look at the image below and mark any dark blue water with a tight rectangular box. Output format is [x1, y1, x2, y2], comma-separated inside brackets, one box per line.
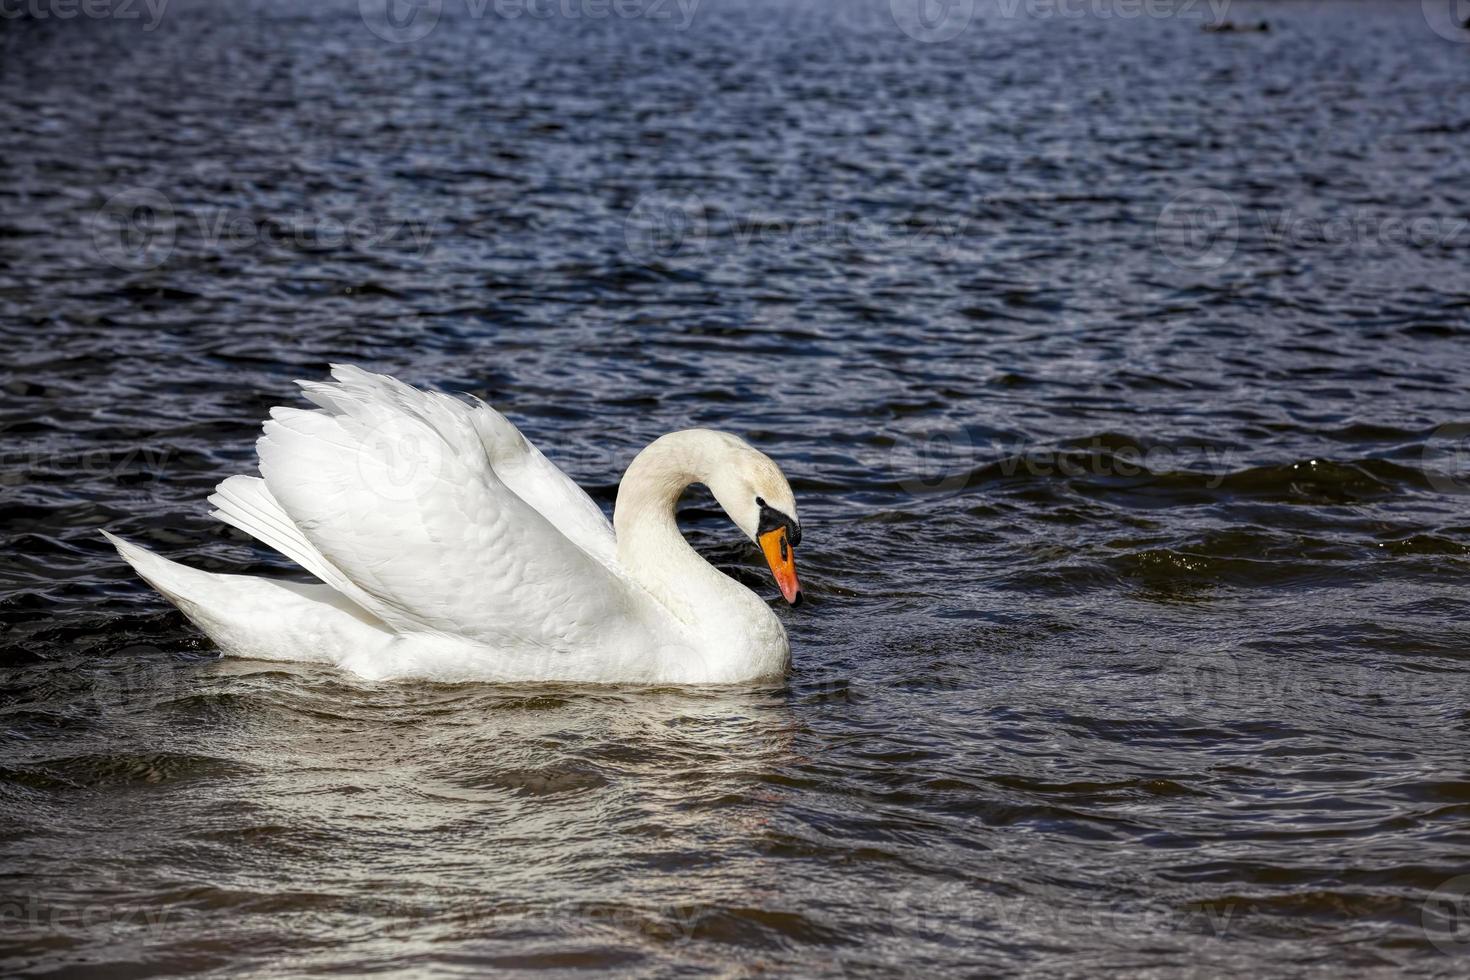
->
[4, 0, 1470, 975]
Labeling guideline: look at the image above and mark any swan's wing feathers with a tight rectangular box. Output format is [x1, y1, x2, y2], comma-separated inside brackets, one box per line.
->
[463, 395, 617, 563]
[255, 396, 633, 650]
[298, 366, 616, 563]
[208, 474, 381, 616]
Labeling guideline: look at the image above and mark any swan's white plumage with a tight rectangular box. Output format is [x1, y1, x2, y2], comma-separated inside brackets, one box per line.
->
[104, 365, 798, 684]
[294, 367, 616, 565]
[208, 474, 370, 608]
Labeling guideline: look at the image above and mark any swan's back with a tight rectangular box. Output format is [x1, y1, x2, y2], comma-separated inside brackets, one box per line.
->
[203, 366, 656, 665]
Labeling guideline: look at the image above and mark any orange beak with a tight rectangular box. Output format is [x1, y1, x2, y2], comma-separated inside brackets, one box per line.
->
[758, 525, 802, 605]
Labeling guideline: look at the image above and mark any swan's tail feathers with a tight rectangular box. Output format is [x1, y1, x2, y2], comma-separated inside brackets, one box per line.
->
[100, 529, 246, 640]
[101, 529, 196, 608]
[99, 530, 393, 665]
[207, 475, 369, 610]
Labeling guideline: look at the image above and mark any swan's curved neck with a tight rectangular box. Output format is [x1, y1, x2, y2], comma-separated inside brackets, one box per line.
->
[613, 432, 761, 631]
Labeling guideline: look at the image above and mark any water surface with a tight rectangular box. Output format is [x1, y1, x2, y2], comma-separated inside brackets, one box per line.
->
[4, 0, 1470, 975]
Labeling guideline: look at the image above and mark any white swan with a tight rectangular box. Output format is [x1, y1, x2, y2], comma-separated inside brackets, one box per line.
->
[103, 366, 804, 684]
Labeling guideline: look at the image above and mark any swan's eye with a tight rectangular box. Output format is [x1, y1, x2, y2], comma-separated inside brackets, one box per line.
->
[756, 498, 799, 547]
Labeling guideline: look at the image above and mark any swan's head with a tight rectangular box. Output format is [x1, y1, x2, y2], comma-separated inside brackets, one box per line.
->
[700, 432, 803, 606]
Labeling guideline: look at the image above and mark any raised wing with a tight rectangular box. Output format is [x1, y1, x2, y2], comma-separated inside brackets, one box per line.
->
[219, 366, 641, 655]
[298, 366, 616, 564]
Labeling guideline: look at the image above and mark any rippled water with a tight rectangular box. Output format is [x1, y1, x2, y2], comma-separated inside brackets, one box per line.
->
[4, 0, 1470, 975]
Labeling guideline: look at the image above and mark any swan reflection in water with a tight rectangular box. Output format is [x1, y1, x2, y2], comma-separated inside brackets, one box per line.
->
[153, 656, 815, 960]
